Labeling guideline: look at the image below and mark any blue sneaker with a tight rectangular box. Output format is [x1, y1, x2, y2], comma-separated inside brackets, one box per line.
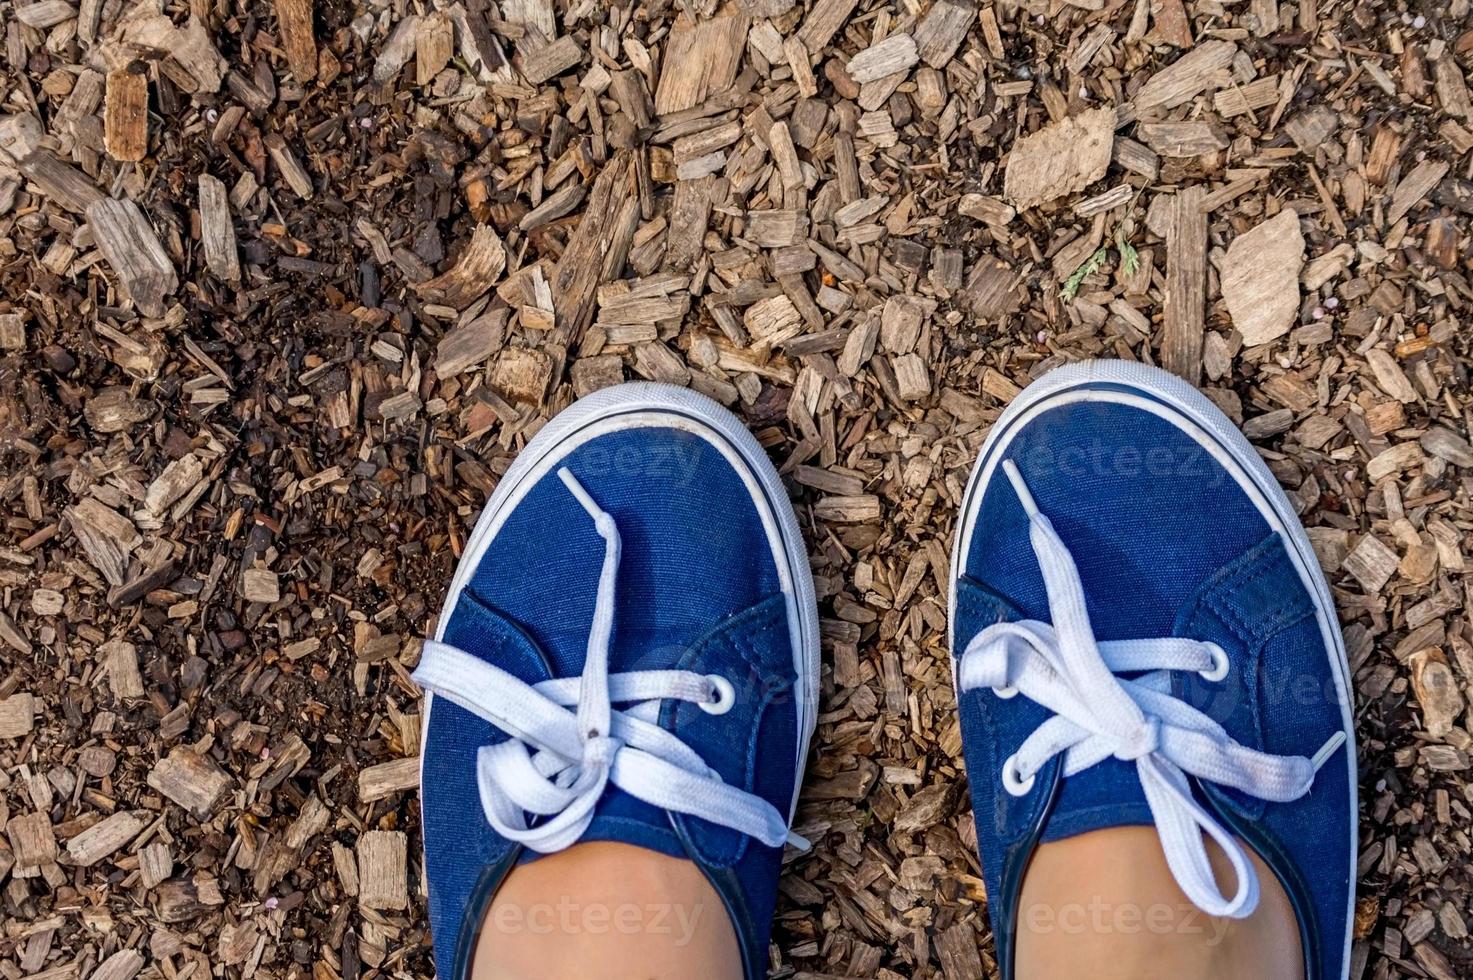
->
[949, 360, 1356, 979]
[412, 383, 818, 979]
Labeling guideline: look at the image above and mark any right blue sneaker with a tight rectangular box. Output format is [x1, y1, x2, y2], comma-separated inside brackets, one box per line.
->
[949, 360, 1356, 979]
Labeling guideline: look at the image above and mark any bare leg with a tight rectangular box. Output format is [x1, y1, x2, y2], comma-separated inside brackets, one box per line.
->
[1016, 827, 1304, 980]
[471, 842, 743, 980]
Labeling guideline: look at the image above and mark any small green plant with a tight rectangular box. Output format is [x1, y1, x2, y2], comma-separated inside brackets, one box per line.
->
[1116, 227, 1140, 278]
[1060, 246, 1109, 301]
[1059, 225, 1140, 301]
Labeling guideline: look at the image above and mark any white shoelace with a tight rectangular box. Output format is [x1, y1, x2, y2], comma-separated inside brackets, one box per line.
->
[957, 460, 1345, 919]
[413, 468, 801, 855]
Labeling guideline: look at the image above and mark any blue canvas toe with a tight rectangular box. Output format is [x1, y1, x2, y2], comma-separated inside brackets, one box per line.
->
[949, 360, 1357, 980]
[414, 383, 818, 979]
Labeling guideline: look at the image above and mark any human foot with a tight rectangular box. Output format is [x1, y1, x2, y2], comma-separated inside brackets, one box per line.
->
[413, 383, 818, 978]
[948, 360, 1356, 979]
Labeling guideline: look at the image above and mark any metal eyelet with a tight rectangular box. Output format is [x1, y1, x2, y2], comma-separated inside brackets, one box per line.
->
[1001, 753, 1035, 797]
[1199, 642, 1230, 683]
[700, 675, 736, 715]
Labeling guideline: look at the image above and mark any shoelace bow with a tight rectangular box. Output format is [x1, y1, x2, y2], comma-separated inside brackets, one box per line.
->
[413, 468, 803, 855]
[958, 460, 1344, 919]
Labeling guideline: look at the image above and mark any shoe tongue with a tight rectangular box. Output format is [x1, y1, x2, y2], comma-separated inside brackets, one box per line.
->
[1038, 758, 1156, 843]
[568, 796, 690, 860]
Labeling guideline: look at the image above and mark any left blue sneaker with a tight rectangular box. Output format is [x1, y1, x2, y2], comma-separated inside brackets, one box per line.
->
[412, 382, 818, 979]
[949, 359, 1356, 980]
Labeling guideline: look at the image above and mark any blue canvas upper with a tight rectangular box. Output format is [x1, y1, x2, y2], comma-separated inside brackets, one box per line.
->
[952, 372, 1354, 980]
[421, 421, 803, 979]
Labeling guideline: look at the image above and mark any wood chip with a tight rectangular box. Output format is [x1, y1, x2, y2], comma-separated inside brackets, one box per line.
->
[490, 346, 554, 405]
[148, 748, 233, 819]
[655, 6, 749, 114]
[1408, 648, 1465, 738]
[16, 148, 105, 212]
[913, 0, 974, 69]
[0, 693, 35, 739]
[1161, 187, 1207, 383]
[1344, 533, 1399, 593]
[1435, 55, 1472, 119]
[103, 638, 145, 700]
[1133, 40, 1235, 113]
[104, 66, 149, 162]
[85, 198, 179, 318]
[241, 567, 281, 603]
[358, 756, 420, 802]
[357, 830, 408, 910]
[416, 10, 454, 86]
[1138, 120, 1227, 157]
[847, 34, 918, 84]
[1002, 106, 1115, 209]
[415, 225, 507, 309]
[1387, 160, 1449, 225]
[197, 173, 240, 281]
[1365, 349, 1417, 403]
[796, 0, 858, 52]
[6, 811, 57, 874]
[434, 309, 507, 376]
[521, 35, 581, 85]
[1221, 208, 1304, 347]
[264, 134, 314, 198]
[65, 810, 146, 867]
[274, 0, 318, 82]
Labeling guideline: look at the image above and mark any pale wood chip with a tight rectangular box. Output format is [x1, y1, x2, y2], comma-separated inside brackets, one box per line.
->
[1387, 160, 1449, 225]
[102, 638, 145, 700]
[6, 811, 57, 873]
[148, 748, 233, 819]
[846, 34, 918, 84]
[357, 830, 409, 910]
[654, 6, 749, 114]
[198, 173, 240, 281]
[434, 309, 508, 376]
[85, 198, 178, 318]
[65, 810, 146, 867]
[1365, 349, 1418, 403]
[89, 951, 144, 980]
[1133, 40, 1236, 113]
[358, 757, 420, 803]
[913, 0, 974, 69]
[490, 346, 554, 405]
[240, 567, 281, 603]
[1409, 648, 1465, 738]
[1003, 107, 1115, 209]
[415, 225, 507, 309]
[0, 693, 35, 739]
[1343, 533, 1399, 593]
[1221, 208, 1305, 347]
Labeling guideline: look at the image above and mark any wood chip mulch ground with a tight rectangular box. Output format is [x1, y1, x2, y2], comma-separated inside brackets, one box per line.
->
[1, 0, 1472, 977]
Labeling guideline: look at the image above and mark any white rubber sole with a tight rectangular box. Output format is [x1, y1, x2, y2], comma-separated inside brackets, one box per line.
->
[421, 382, 820, 828]
[947, 359, 1357, 979]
